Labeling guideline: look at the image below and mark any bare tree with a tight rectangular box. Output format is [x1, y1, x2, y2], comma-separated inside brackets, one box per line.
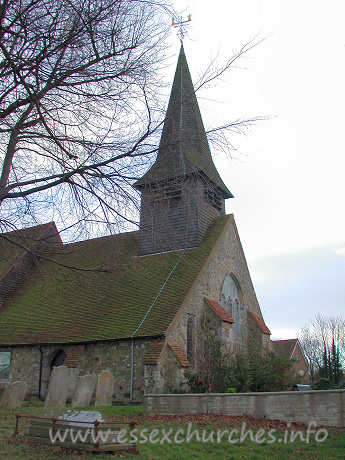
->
[298, 314, 345, 388]
[0, 0, 173, 238]
[0, 0, 265, 242]
[297, 324, 323, 385]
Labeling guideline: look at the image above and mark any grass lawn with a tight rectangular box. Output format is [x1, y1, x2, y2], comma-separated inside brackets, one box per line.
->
[0, 402, 344, 459]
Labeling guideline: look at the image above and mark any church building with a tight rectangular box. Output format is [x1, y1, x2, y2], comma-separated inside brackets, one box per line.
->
[0, 45, 271, 401]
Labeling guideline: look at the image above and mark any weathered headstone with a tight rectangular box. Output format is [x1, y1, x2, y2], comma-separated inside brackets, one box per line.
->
[0, 381, 27, 409]
[45, 365, 76, 407]
[72, 374, 97, 408]
[95, 370, 114, 406]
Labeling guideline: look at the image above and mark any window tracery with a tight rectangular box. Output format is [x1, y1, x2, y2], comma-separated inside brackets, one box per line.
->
[220, 275, 241, 341]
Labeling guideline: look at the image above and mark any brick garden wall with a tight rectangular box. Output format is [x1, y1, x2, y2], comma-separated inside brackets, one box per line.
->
[144, 390, 345, 427]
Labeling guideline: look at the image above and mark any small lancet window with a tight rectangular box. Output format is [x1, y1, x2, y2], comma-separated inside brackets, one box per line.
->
[186, 315, 196, 366]
[220, 275, 241, 341]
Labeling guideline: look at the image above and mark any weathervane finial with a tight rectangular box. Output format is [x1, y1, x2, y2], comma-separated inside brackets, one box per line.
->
[172, 14, 192, 42]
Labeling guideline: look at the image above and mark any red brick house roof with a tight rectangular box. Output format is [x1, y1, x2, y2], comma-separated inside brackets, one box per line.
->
[271, 338, 298, 358]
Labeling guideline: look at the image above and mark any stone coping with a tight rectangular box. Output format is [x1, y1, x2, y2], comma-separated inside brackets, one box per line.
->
[144, 389, 345, 397]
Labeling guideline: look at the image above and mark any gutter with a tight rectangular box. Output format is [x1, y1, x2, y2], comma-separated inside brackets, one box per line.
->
[37, 346, 43, 400]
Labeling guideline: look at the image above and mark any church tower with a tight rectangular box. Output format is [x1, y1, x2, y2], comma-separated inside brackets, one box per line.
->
[134, 45, 233, 255]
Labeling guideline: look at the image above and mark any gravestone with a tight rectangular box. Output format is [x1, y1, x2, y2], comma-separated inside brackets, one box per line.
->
[0, 381, 27, 409]
[45, 365, 76, 407]
[95, 370, 114, 406]
[24, 409, 139, 453]
[72, 374, 97, 408]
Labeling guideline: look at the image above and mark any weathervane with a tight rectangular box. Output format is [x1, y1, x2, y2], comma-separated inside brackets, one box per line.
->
[172, 14, 191, 42]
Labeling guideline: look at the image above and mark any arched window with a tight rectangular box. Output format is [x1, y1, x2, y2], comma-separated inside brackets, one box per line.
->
[51, 349, 67, 370]
[220, 275, 241, 341]
[186, 315, 195, 366]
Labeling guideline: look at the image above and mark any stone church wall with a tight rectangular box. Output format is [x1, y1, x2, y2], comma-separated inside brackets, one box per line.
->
[0, 346, 42, 395]
[0, 218, 267, 399]
[166, 216, 263, 375]
[0, 338, 154, 401]
[144, 345, 188, 395]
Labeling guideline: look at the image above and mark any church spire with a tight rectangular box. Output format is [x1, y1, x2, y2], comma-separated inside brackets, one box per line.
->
[135, 46, 233, 256]
[134, 45, 232, 198]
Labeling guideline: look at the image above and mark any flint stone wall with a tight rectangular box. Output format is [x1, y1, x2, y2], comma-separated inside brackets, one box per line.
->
[165, 217, 265, 372]
[0, 338, 152, 401]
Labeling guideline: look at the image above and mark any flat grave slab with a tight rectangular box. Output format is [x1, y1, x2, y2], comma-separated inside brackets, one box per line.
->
[20, 409, 138, 453]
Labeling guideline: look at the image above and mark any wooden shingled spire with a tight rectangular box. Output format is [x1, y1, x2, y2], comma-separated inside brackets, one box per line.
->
[134, 44, 232, 197]
[135, 46, 232, 255]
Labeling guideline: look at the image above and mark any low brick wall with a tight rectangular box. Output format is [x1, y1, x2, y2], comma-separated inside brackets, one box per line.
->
[144, 390, 345, 427]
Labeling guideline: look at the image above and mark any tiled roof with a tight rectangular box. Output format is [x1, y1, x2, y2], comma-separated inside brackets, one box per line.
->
[64, 345, 85, 368]
[0, 215, 231, 346]
[0, 222, 57, 281]
[205, 297, 234, 323]
[271, 339, 298, 358]
[143, 341, 165, 365]
[167, 342, 190, 368]
[248, 311, 271, 335]
[134, 44, 232, 198]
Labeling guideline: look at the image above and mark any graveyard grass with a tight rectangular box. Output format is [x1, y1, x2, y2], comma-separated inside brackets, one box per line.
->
[0, 403, 344, 459]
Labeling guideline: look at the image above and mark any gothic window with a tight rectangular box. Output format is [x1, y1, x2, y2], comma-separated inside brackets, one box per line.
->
[220, 275, 241, 341]
[186, 315, 196, 367]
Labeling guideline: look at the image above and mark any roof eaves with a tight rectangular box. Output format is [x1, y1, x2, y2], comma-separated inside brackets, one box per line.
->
[143, 341, 165, 365]
[205, 297, 234, 323]
[248, 310, 271, 335]
[167, 341, 190, 368]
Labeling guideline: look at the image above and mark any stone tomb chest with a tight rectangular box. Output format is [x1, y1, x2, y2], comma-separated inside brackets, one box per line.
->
[22, 409, 138, 453]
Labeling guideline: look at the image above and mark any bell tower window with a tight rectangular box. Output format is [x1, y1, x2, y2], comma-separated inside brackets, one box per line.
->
[204, 185, 222, 211]
[149, 180, 182, 204]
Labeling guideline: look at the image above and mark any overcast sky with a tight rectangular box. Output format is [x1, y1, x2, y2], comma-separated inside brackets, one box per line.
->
[170, 0, 345, 338]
